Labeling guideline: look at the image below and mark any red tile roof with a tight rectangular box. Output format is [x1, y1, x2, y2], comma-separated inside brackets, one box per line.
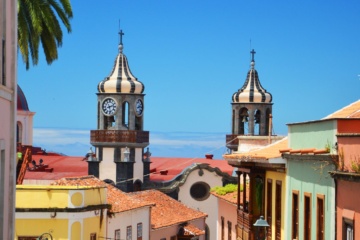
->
[24, 155, 234, 183]
[128, 189, 207, 229]
[183, 224, 205, 236]
[51, 176, 154, 213]
[323, 99, 360, 119]
[150, 157, 234, 181]
[24, 155, 88, 180]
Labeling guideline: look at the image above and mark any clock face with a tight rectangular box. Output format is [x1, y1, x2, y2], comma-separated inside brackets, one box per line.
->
[102, 98, 117, 116]
[135, 99, 143, 116]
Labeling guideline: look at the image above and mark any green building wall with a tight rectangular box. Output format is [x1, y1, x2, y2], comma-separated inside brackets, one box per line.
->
[288, 120, 337, 153]
[285, 119, 337, 240]
[286, 159, 335, 240]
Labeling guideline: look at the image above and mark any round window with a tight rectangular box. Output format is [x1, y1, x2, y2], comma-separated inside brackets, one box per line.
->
[190, 182, 210, 201]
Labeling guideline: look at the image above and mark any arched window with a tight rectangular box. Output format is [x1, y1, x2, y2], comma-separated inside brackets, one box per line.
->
[122, 101, 129, 129]
[238, 108, 249, 135]
[133, 179, 142, 191]
[16, 121, 22, 144]
[254, 109, 261, 135]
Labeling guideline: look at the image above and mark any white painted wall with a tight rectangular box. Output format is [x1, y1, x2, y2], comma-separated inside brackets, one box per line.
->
[17, 110, 35, 145]
[107, 206, 151, 240]
[178, 168, 224, 240]
[99, 148, 116, 182]
[133, 147, 144, 183]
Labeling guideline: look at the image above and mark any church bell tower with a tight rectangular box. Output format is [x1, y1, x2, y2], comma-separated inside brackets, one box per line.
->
[226, 49, 281, 152]
[88, 29, 150, 192]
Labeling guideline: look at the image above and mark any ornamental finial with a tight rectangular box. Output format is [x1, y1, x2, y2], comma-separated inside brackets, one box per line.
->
[250, 49, 256, 62]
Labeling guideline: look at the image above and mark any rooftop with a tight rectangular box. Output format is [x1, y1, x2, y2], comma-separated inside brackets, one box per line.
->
[323, 99, 360, 119]
[223, 137, 288, 160]
[150, 157, 235, 182]
[51, 175, 154, 213]
[128, 189, 207, 229]
[24, 155, 88, 181]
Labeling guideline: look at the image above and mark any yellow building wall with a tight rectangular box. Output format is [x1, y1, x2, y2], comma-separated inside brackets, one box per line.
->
[265, 171, 286, 240]
[15, 185, 108, 239]
[71, 221, 81, 239]
[16, 185, 106, 208]
[83, 187, 107, 206]
[83, 215, 106, 239]
[16, 187, 70, 208]
[16, 219, 69, 239]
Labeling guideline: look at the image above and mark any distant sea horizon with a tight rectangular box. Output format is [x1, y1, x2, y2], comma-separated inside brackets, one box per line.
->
[33, 127, 229, 160]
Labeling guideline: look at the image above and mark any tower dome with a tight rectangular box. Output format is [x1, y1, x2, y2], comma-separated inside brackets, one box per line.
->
[17, 85, 30, 111]
[98, 30, 144, 94]
[232, 49, 272, 103]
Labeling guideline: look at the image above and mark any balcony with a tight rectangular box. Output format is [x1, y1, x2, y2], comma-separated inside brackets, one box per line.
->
[237, 209, 258, 240]
[90, 130, 149, 147]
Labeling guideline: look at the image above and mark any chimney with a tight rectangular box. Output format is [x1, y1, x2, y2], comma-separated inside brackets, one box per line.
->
[205, 154, 213, 159]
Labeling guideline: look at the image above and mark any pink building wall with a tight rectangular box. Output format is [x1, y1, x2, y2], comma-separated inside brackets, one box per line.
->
[336, 180, 360, 239]
[336, 134, 360, 239]
[337, 136, 360, 172]
[0, 0, 17, 239]
[217, 198, 237, 240]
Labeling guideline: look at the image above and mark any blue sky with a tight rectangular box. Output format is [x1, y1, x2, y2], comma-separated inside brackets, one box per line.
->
[18, 1, 360, 158]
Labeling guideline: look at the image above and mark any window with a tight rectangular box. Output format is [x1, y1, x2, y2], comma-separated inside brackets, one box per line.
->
[317, 194, 325, 240]
[221, 216, 225, 240]
[90, 233, 96, 240]
[127, 226, 132, 240]
[275, 181, 282, 240]
[137, 223, 142, 240]
[115, 229, 120, 240]
[266, 179, 272, 239]
[343, 218, 354, 240]
[122, 101, 129, 128]
[227, 221, 232, 240]
[304, 193, 312, 240]
[190, 181, 210, 201]
[292, 190, 299, 240]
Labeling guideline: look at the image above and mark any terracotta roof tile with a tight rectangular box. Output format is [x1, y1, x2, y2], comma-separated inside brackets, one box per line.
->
[51, 176, 154, 213]
[323, 99, 360, 119]
[128, 189, 207, 229]
[223, 137, 288, 160]
[150, 157, 234, 182]
[184, 224, 205, 236]
[279, 148, 329, 155]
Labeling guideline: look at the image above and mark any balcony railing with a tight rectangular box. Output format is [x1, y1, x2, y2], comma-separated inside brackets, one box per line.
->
[90, 130, 149, 144]
[237, 209, 257, 240]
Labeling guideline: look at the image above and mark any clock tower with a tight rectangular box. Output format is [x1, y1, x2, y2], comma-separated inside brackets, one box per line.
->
[88, 30, 150, 192]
